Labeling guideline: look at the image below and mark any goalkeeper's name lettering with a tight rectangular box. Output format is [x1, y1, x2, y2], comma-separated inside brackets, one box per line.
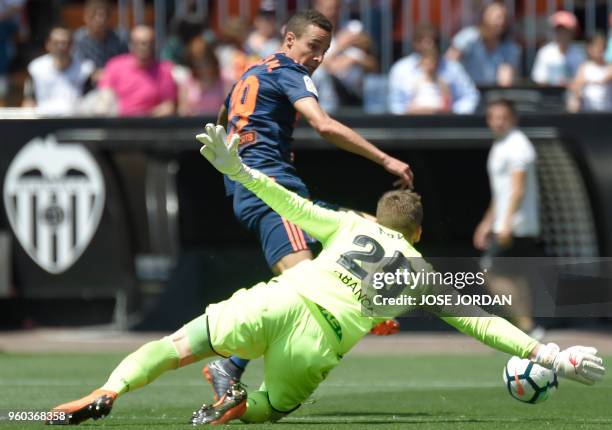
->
[373, 294, 512, 306]
[372, 269, 486, 290]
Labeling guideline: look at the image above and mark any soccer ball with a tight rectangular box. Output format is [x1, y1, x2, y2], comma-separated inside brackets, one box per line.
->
[503, 356, 558, 404]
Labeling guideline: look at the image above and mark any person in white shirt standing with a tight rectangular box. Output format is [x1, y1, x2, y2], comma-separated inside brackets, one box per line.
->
[531, 10, 585, 87]
[473, 98, 543, 338]
[22, 26, 95, 116]
[569, 33, 612, 112]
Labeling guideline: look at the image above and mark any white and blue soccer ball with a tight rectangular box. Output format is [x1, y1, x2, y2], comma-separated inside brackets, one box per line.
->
[503, 356, 558, 404]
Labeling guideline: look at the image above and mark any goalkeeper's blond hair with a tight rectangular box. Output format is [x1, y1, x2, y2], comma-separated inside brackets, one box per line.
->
[376, 190, 423, 238]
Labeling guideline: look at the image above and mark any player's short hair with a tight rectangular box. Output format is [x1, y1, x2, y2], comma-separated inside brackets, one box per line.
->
[284, 9, 333, 38]
[486, 97, 516, 117]
[376, 190, 423, 237]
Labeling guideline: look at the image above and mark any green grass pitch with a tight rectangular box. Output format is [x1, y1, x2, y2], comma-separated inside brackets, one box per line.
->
[1, 353, 611, 429]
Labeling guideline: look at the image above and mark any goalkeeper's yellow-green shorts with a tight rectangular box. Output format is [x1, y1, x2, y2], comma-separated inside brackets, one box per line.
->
[205, 280, 342, 412]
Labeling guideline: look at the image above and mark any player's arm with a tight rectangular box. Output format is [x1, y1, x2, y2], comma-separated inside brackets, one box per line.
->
[473, 201, 494, 250]
[441, 314, 605, 385]
[196, 124, 343, 243]
[293, 97, 414, 188]
[419, 271, 605, 384]
[441, 314, 538, 359]
[402, 259, 538, 358]
[216, 88, 232, 128]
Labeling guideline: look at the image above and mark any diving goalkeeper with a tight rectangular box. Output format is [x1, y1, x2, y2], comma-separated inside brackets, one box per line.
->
[48, 125, 605, 425]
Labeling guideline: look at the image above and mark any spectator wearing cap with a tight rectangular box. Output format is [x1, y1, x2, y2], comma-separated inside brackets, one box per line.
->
[23, 26, 95, 116]
[245, 0, 280, 59]
[389, 24, 479, 114]
[98, 25, 176, 116]
[73, 0, 127, 82]
[531, 11, 584, 86]
[446, 0, 520, 87]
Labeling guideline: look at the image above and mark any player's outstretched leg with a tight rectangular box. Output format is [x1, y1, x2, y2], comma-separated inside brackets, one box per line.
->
[48, 315, 213, 425]
[203, 356, 247, 401]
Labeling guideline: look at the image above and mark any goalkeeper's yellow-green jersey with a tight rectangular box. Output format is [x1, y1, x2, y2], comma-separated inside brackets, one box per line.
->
[241, 170, 538, 357]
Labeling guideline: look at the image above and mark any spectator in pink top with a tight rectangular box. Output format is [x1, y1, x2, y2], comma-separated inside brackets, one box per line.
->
[99, 25, 176, 116]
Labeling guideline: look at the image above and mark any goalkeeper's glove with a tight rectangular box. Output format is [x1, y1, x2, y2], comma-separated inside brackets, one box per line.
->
[196, 123, 254, 183]
[535, 342, 605, 385]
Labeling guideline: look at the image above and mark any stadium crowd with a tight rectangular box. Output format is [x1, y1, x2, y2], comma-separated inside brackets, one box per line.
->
[3, 0, 612, 116]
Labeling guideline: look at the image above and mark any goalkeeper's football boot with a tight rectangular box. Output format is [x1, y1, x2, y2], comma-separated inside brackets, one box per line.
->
[370, 318, 400, 336]
[190, 382, 248, 425]
[203, 359, 241, 402]
[47, 388, 116, 425]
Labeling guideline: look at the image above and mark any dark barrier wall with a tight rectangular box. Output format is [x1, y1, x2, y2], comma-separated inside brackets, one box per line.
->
[0, 114, 611, 328]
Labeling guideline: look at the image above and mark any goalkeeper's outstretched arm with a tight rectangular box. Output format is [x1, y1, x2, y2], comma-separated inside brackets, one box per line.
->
[416, 261, 605, 385]
[196, 123, 343, 244]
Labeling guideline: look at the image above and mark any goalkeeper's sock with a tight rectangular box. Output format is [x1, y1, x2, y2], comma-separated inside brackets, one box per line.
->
[101, 336, 180, 395]
[229, 356, 249, 371]
[220, 356, 247, 380]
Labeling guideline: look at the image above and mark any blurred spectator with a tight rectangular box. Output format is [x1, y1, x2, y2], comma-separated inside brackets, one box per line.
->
[0, 0, 25, 105]
[245, 0, 281, 59]
[531, 11, 584, 87]
[73, 0, 127, 82]
[177, 38, 225, 116]
[389, 24, 479, 114]
[22, 26, 95, 116]
[446, 0, 520, 87]
[312, 0, 378, 111]
[161, 0, 212, 66]
[605, 12, 612, 63]
[216, 17, 257, 85]
[398, 47, 451, 114]
[98, 25, 176, 116]
[568, 33, 612, 112]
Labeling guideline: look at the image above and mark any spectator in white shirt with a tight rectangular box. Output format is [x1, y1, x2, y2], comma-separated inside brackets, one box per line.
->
[389, 24, 479, 114]
[531, 11, 585, 86]
[22, 26, 95, 116]
[569, 33, 612, 112]
[397, 47, 451, 115]
[446, 0, 520, 87]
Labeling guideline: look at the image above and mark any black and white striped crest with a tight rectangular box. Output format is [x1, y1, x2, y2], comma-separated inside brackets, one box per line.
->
[3, 135, 105, 274]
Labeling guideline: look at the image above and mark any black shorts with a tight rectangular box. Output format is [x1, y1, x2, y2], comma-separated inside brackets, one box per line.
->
[481, 235, 545, 275]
